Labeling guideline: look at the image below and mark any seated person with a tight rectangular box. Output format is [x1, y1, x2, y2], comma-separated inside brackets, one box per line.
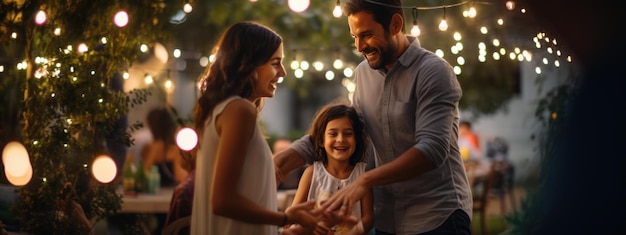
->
[141, 108, 189, 187]
[459, 121, 491, 185]
[163, 150, 195, 235]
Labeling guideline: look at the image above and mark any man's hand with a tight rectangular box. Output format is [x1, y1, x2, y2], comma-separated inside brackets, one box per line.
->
[316, 179, 367, 225]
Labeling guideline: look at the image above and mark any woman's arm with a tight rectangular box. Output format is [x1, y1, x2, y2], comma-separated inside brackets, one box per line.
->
[210, 99, 286, 225]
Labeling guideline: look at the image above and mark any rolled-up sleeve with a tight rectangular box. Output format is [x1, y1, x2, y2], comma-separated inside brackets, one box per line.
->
[413, 58, 462, 168]
[290, 135, 316, 164]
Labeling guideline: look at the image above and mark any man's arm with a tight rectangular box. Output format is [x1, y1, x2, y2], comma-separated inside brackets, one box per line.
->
[358, 147, 434, 188]
[274, 134, 316, 185]
[273, 148, 306, 186]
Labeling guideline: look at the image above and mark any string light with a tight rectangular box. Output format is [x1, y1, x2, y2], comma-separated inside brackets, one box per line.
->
[505, 1, 515, 10]
[0, 0, 572, 99]
[333, 0, 342, 18]
[183, 3, 193, 13]
[439, 7, 448, 31]
[467, 2, 477, 18]
[113, 10, 129, 27]
[35, 10, 47, 25]
[410, 8, 421, 37]
[288, 0, 310, 13]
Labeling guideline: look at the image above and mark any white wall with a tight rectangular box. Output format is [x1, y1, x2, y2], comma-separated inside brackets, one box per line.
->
[466, 60, 575, 183]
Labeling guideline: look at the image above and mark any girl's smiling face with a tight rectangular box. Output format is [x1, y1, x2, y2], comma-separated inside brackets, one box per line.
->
[323, 116, 356, 162]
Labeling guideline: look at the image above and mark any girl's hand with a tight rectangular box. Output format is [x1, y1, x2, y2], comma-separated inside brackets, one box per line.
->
[285, 200, 319, 229]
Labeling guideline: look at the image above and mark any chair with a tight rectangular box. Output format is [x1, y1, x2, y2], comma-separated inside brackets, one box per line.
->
[491, 160, 516, 215]
[472, 162, 503, 235]
[161, 215, 190, 235]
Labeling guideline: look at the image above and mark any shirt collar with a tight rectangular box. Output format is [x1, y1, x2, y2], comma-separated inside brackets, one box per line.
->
[396, 36, 421, 68]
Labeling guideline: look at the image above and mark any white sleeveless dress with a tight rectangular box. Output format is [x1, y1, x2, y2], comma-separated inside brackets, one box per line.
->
[190, 96, 278, 235]
[307, 161, 367, 234]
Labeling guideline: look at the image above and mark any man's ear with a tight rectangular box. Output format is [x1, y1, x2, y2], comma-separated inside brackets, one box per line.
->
[390, 13, 404, 34]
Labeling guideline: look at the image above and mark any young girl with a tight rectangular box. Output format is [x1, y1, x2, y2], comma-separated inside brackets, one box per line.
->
[190, 21, 318, 235]
[288, 102, 373, 235]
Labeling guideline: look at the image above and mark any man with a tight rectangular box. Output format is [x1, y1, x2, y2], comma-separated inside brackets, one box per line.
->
[274, 0, 472, 234]
[272, 138, 305, 190]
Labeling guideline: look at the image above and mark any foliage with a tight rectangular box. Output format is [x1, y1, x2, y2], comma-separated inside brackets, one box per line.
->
[500, 72, 578, 234]
[0, 0, 180, 234]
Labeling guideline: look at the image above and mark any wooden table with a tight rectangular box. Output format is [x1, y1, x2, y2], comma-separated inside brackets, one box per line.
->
[120, 187, 174, 213]
[120, 188, 297, 213]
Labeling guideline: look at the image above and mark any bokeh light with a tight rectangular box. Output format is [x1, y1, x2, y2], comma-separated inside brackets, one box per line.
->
[35, 10, 47, 25]
[114, 10, 129, 27]
[2, 142, 32, 186]
[176, 127, 198, 151]
[288, 0, 310, 13]
[92, 155, 117, 183]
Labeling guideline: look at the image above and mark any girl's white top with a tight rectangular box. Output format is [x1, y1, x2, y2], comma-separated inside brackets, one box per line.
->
[308, 161, 366, 234]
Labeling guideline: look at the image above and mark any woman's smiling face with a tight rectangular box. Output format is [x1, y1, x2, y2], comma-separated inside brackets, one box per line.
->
[250, 43, 285, 101]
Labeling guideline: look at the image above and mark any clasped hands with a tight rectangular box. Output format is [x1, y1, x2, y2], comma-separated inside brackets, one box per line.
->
[283, 183, 364, 235]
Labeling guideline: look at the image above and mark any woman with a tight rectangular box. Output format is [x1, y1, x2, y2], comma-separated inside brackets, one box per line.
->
[190, 21, 318, 235]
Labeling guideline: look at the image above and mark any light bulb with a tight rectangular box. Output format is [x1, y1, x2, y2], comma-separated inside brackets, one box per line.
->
[333, 59, 343, 70]
[325, 70, 335, 81]
[35, 10, 47, 25]
[505, 1, 515, 10]
[313, 61, 324, 71]
[77, 43, 88, 53]
[295, 69, 304, 79]
[410, 25, 421, 36]
[300, 61, 309, 70]
[290, 60, 299, 70]
[183, 3, 193, 13]
[439, 19, 448, 31]
[288, 0, 309, 13]
[333, 5, 342, 18]
[114, 10, 129, 28]
[468, 7, 477, 18]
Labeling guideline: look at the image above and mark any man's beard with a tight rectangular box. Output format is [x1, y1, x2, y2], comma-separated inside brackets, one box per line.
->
[365, 34, 395, 70]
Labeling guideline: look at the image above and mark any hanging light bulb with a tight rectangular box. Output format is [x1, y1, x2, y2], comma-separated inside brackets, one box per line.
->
[468, 5, 477, 18]
[410, 8, 421, 36]
[290, 60, 299, 70]
[333, 59, 343, 70]
[439, 7, 448, 31]
[439, 19, 448, 31]
[333, 0, 342, 18]
[290, 50, 299, 70]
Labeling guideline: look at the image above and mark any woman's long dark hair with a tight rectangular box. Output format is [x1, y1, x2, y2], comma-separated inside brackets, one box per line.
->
[192, 21, 282, 135]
